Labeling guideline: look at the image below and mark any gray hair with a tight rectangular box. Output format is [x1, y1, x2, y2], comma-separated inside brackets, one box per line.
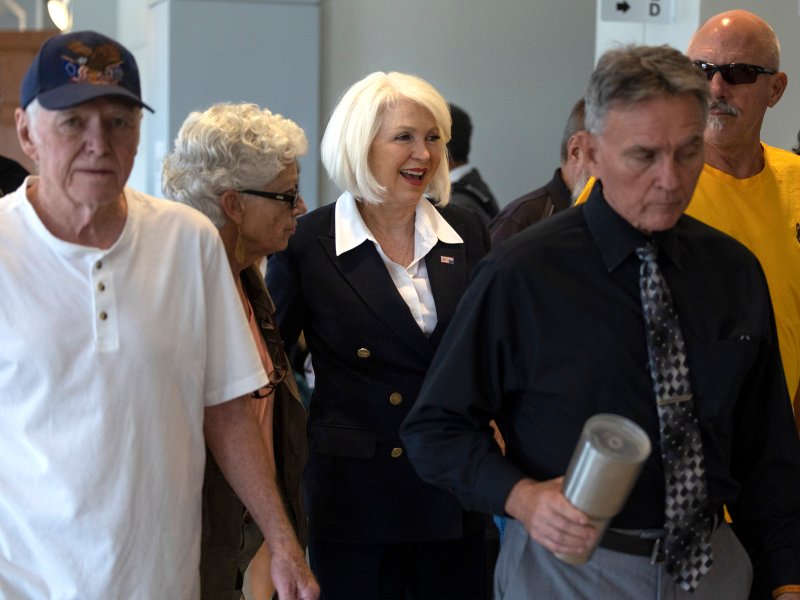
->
[25, 98, 42, 128]
[24, 99, 43, 143]
[162, 102, 307, 227]
[584, 45, 709, 135]
[559, 98, 585, 163]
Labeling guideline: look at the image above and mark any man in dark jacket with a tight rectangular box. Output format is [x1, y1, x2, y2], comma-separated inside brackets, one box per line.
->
[447, 103, 499, 225]
[488, 98, 589, 246]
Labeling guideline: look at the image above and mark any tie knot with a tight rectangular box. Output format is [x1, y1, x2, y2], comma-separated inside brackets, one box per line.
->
[636, 243, 658, 263]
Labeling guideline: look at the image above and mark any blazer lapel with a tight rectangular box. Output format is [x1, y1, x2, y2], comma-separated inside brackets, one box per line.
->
[426, 221, 469, 341]
[319, 234, 434, 360]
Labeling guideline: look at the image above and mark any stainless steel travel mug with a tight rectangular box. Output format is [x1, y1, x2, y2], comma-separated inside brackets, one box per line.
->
[556, 413, 652, 564]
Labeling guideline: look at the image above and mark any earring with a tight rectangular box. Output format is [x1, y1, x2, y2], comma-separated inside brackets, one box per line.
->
[235, 228, 246, 264]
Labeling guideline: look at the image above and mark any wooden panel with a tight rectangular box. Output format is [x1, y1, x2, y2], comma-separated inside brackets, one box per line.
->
[0, 31, 55, 173]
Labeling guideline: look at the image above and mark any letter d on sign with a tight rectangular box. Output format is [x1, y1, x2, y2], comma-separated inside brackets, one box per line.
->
[649, 1, 661, 16]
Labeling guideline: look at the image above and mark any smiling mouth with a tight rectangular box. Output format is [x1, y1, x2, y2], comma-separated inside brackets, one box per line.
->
[400, 169, 424, 181]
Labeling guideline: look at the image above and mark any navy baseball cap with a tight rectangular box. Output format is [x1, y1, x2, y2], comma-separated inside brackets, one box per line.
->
[20, 30, 153, 112]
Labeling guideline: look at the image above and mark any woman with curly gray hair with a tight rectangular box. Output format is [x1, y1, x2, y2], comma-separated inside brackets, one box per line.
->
[162, 102, 316, 600]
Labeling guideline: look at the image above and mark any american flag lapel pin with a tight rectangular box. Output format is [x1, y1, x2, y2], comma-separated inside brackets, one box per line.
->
[440, 256, 455, 264]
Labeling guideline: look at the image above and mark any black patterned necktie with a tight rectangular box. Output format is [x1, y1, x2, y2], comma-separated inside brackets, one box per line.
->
[636, 243, 714, 592]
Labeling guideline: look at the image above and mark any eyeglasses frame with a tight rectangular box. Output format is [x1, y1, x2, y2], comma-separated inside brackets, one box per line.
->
[692, 61, 776, 85]
[250, 335, 289, 399]
[239, 186, 300, 209]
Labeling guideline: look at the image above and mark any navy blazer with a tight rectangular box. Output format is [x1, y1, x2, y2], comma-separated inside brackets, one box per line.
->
[268, 197, 490, 543]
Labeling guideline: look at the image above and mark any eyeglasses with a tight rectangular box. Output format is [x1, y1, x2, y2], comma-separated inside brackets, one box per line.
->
[239, 185, 300, 209]
[251, 330, 289, 399]
[693, 61, 776, 85]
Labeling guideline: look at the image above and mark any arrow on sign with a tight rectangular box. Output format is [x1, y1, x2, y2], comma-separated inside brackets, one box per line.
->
[616, 1, 631, 12]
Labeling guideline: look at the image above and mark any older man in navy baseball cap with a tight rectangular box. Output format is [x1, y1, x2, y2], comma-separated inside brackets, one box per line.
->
[1, 31, 319, 599]
[20, 30, 153, 112]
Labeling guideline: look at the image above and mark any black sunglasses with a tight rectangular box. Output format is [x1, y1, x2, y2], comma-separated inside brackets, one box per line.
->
[239, 185, 300, 209]
[693, 61, 776, 85]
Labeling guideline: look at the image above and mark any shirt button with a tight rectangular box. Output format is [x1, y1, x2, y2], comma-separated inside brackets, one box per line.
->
[390, 447, 403, 458]
[99, 311, 108, 321]
[389, 392, 403, 406]
[357, 347, 370, 358]
[98, 282, 106, 292]
[95, 260, 103, 270]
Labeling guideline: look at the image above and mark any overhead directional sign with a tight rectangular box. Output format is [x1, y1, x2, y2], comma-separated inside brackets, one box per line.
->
[601, 0, 676, 23]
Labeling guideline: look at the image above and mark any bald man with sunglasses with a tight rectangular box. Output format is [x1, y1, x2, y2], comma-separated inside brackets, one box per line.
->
[686, 11, 800, 440]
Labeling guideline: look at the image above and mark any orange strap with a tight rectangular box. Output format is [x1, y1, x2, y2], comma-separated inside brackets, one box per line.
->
[772, 585, 800, 598]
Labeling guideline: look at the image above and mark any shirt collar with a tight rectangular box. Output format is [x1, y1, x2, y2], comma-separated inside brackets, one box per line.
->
[583, 181, 681, 272]
[449, 163, 472, 184]
[335, 191, 463, 257]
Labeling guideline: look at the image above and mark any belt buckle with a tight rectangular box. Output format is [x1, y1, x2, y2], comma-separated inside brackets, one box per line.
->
[649, 537, 664, 565]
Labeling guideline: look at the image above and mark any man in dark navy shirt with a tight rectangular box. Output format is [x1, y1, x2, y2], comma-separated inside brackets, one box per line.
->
[402, 45, 800, 600]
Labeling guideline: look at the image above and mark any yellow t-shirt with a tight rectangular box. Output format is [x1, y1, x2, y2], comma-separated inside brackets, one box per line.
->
[685, 145, 800, 403]
[575, 145, 800, 404]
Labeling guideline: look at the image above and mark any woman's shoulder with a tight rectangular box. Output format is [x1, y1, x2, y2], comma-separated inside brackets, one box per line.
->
[439, 200, 489, 228]
[436, 200, 480, 225]
[435, 200, 490, 250]
[293, 201, 336, 238]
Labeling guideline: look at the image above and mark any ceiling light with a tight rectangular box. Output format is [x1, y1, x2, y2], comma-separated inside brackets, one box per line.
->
[47, 0, 72, 32]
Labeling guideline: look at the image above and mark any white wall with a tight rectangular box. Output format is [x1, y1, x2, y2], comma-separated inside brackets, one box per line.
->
[160, 0, 320, 201]
[72, 0, 117, 34]
[319, 0, 597, 207]
[595, 0, 701, 59]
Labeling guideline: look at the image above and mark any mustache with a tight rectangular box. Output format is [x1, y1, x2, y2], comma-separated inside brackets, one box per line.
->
[708, 100, 739, 116]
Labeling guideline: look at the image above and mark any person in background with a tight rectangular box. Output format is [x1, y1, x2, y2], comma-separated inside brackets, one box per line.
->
[268, 71, 491, 600]
[162, 102, 312, 600]
[447, 103, 499, 225]
[0, 153, 28, 196]
[401, 44, 800, 600]
[685, 10, 800, 433]
[488, 98, 589, 246]
[0, 30, 317, 599]
[0, 93, 28, 196]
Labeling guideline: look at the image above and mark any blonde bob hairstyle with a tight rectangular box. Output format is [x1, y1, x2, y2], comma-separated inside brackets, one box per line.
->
[320, 71, 452, 206]
[162, 102, 307, 228]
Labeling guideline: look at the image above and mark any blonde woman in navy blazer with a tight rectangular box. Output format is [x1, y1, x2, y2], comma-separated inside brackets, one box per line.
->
[268, 72, 491, 600]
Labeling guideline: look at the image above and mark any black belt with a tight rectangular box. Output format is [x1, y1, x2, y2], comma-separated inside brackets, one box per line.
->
[599, 529, 666, 563]
[599, 512, 721, 564]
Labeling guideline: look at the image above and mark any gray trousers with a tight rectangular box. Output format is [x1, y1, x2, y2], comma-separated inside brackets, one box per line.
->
[495, 518, 752, 600]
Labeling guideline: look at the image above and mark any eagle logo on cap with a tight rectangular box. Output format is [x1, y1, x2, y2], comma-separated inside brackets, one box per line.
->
[62, 41, 124, 86]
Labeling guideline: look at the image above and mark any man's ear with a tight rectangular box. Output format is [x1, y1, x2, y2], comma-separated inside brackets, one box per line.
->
[576, 130, 598, 170]
[220, 190, 245, 225]
[15, 107, 39, 163]
[566, 133, 582, 164]
[767, 72, 787, 108]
